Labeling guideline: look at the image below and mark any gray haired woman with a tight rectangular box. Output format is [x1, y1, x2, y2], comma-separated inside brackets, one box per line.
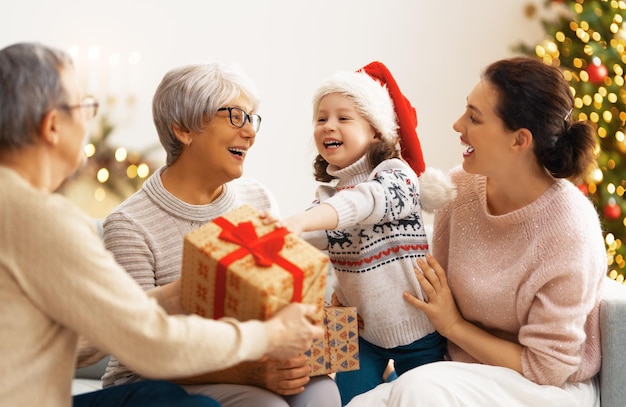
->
[101, 61, 341, 407]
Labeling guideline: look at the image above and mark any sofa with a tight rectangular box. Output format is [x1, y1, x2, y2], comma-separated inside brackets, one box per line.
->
[598, 277, 626, 407]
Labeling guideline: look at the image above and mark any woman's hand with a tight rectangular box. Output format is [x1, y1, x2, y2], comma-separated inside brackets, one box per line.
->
[404, 254, 525, 373]
[403, 254, 463, 338]
[243, 355, 311, 396]
[172, 357, 310, 394]
[147, 279, 187, 315]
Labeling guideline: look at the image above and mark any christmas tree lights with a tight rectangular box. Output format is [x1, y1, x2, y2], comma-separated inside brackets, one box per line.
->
[517, 0, 626, 282]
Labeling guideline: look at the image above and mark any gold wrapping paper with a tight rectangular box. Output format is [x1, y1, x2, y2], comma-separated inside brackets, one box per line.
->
[180, 204, 328, 324]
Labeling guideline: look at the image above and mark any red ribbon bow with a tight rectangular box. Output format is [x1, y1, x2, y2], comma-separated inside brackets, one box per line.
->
[211, 217, 304, 319]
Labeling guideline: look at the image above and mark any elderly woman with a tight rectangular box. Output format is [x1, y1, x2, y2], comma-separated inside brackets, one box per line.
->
[101, 62, 341, 407]
[0, 42, 323, 407]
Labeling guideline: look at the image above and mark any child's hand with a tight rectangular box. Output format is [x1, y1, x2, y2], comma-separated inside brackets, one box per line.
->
[265, 204, 338, 237]
[276, 216, 304, 237]
[330, 292, 343, 307]
[260, 211, 304, 236]
[330, 292, 363, 328]
[259, 210, 279, 225]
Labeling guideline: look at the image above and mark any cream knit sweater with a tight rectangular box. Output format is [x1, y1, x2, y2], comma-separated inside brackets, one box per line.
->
[433, 166, 606, 386]
[0, 166, 268, 407]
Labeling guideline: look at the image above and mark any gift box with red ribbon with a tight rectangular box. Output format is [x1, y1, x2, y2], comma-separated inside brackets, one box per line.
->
[307, 307, 360, 376]
[180, 204, 329, 324]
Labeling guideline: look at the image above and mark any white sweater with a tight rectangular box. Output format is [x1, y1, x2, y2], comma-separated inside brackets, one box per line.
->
[303, 156, 435, 348]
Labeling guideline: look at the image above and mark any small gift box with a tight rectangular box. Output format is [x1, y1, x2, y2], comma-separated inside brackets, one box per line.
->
[180, 204, 329, 324]
[307, 307, 360, 376]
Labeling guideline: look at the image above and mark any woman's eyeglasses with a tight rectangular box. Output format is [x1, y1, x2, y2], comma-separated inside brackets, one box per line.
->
[217, 107, 261, 133]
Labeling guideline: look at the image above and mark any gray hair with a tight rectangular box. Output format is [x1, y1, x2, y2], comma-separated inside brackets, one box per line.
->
[0, 42, 73, 150]
[152, 62, 261, 166]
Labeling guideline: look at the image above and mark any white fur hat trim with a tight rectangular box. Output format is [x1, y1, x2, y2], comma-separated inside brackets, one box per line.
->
[312, 70, 399, 143]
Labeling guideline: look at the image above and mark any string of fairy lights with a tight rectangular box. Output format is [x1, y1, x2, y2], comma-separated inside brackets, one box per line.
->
[82, 141, 152, 203]
[57, 111, 156, 219]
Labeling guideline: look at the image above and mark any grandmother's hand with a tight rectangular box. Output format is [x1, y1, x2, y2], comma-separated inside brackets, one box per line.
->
[243, 355, 311, 395]
[403, 254, 464, 338]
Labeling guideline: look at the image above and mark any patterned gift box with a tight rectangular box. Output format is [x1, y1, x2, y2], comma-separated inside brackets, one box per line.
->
[307, 307, 360, 376]
[180, 204, 329, 324]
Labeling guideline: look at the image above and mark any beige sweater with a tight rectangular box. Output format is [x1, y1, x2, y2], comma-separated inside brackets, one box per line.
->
[432, 166, 606, 386]
[0, 166, 268, 407]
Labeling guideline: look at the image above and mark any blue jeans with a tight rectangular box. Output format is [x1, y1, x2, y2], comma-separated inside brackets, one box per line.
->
[73, 380, 221, 407]
[335, 332, 446, 406]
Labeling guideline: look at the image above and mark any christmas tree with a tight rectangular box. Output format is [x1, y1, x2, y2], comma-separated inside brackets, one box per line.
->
[57, 113, 158, 219]
[516, 0, 626, 282]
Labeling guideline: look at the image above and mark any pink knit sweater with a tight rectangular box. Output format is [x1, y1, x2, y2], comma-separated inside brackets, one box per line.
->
[432, 166, 606, 386]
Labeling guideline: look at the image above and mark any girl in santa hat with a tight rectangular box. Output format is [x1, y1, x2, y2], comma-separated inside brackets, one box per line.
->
[276, 61, 456, 405]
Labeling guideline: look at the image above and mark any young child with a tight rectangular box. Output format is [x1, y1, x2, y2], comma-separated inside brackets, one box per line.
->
[278, 61, 456, 405]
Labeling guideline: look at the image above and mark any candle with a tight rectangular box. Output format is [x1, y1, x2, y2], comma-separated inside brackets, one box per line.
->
[87, 45, 100, 96]
[127, 51, 141, 101]
[108, 52, 121, 105]
[67, 45, 86, 91]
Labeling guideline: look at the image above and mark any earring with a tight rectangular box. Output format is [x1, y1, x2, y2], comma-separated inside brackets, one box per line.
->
[187, 140, 192, 147]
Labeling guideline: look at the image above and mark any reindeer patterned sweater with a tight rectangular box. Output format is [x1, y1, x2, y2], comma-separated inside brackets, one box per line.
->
[302, 156, 435, 348]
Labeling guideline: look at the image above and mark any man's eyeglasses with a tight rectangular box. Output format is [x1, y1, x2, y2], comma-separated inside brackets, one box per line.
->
[217, 107, 261, 133]
[59, 96, 99, 120]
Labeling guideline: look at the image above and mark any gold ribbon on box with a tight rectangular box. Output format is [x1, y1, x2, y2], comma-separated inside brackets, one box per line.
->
[211, 217, 304, 319]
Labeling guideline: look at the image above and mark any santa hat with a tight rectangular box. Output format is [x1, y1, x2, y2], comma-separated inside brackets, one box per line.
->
[312, 61, 456, 212]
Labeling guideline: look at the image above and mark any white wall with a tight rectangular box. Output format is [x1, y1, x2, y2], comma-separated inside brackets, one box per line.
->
[3, 0, 545, 217]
